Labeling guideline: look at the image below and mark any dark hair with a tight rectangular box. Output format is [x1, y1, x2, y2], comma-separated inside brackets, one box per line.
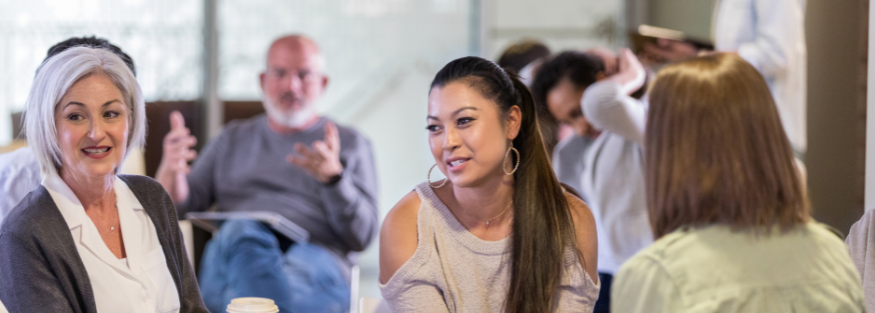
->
[497, 40, 551, 75]
[530, 51, 604, 155]
[44, 36, 136, 77]
[430, 56, 576, 312]
[646, 53, 809, 238]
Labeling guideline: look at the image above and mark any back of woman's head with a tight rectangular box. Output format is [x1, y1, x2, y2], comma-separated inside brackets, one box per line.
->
[25, 46, 145, 178]
[431, 56, 575, 313]
[646, 53, 808, 238]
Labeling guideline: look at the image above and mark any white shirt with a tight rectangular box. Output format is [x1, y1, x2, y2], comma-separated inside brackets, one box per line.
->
[43, 173, 181, 313]
[612, 223, 865, 312]
[714, 0, 807, 152]
[580, 81, 653, 274]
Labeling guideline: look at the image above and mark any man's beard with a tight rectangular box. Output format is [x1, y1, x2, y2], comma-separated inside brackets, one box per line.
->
[262, 95, 317, 128]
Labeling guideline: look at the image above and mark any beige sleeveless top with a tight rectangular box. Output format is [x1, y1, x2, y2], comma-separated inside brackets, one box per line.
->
[379, 182, 599, 312]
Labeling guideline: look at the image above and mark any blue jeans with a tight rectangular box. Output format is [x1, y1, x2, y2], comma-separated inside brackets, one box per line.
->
[593, 272, 612, 313]
[199, 220, 350, 313]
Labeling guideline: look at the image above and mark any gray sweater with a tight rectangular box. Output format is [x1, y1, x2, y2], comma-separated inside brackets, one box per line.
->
[178, 115, 379, 270]
[379, 182, 599, 312]
[0, 175, 207, 313]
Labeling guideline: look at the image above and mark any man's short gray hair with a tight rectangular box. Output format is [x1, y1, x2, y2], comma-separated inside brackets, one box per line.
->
[24, 46, 146, 178]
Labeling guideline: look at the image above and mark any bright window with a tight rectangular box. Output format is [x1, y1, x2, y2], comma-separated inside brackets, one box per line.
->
[0, 0, 203, 145]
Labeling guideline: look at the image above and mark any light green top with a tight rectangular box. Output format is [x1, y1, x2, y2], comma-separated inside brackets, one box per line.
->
[612, 222, 865, 313]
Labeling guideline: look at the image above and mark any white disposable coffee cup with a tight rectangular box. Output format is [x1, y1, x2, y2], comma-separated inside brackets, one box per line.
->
[226, 297, 280, 313]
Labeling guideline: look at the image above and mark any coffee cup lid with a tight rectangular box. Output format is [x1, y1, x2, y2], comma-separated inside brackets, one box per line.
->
[227, 297, 279, 313]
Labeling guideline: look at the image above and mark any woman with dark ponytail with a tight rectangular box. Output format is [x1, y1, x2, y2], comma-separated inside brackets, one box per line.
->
[378, 56, 599, 312]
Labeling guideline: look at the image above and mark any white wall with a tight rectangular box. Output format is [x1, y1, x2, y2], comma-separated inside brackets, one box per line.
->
[648, 0, 717, 41]
[484, 0, 623, 59]
[0, 0, 204, 145]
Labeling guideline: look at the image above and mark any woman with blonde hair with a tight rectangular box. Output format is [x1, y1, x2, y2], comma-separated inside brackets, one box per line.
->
[0, 46, 207, 313]
[611, 53, 864, 312]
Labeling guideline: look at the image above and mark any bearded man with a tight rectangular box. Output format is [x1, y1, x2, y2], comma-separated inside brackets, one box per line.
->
[156, 35, 378, 313]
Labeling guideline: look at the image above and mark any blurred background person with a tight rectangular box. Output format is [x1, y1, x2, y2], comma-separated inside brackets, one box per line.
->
[847, 205, 875, 311]
[577, 48, 650, 313]
[643, 0, 807, 156]
[495, 40, 555, 161]
[0, 46, 207, 312]
[379, 56, 599, 312]
[530, 51, 605, 197]
[155, 35, 378, 313]
[0, 36, 138, 226]
[496, 38, 551, 84]
[613, 53, 862, 312]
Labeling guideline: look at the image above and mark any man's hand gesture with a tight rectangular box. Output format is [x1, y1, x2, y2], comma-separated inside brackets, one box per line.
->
[155, 111, 197, 203]
[287, 122, 344, 183]
[607, 48, 647, 96]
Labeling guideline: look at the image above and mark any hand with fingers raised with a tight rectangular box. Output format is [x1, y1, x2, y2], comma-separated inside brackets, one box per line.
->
[585, 47, 620, 76]
[607, 48, 647, 96]
[287, 121, 344, 184]
[155, 111, 198, 203]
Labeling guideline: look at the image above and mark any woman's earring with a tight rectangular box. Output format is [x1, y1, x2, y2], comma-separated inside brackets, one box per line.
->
[503, 144, 520, 175]
[428, 164, 448, 188]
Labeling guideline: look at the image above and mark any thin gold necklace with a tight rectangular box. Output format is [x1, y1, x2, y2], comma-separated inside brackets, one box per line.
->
[461, 201, 513, 229]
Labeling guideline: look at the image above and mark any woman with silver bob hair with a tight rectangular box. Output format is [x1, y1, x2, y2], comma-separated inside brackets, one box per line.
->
[0, 46, 208, 312]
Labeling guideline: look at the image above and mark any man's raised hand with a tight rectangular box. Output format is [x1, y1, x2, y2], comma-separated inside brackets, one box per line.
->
[287, 121, 344, 183]
[155, 111, 197, 203]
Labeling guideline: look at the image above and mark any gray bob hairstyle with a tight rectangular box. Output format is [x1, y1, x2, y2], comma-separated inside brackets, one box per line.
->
[25, 46, 145, 178]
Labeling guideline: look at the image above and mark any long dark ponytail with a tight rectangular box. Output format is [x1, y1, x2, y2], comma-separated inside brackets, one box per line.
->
[431, 56, 577, 312]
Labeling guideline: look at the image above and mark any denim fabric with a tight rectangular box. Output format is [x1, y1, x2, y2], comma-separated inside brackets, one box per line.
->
[199, 220, 349, 313]
[593, 272, 612, 313]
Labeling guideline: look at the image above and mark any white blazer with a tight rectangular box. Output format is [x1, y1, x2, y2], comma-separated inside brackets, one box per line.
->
[714, 0, 808, 153]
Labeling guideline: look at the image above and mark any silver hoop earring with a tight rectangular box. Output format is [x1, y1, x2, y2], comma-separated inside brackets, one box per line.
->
[503, 144, 520, 175]
[428, 164, 448, 188]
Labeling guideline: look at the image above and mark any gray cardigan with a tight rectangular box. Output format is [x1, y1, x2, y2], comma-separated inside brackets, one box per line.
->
[0, 175, 208, 313]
